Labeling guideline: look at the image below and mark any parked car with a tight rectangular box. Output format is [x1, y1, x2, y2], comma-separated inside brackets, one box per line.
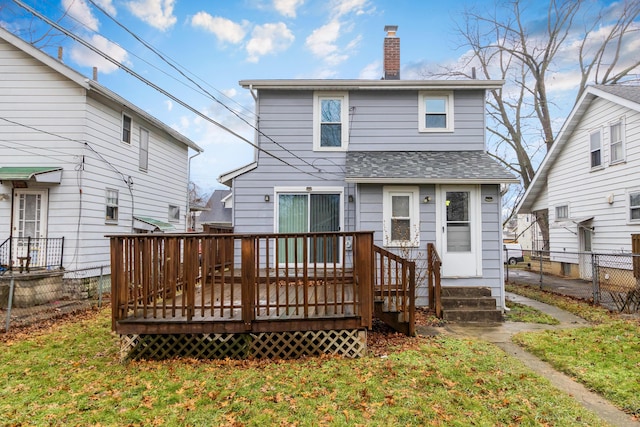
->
[504, 243, 524, 265]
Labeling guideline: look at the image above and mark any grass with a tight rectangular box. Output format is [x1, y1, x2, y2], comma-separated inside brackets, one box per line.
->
[507, 283, 640, 417]
[504, 300, 560, 325]
[0, 309, 607, 426]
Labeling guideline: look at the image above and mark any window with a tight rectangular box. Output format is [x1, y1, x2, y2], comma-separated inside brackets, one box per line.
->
[168, 205, 180, 222]
[555, 205, 569, 220]
[419, 91, 454, 132]
[276, 188, 342, 264]
[630, 192, 640, 222]
[139, 128, 149, 171]
[589, 129, 601, 168]
[313, 92, 349, 151]
[610, 120, 624, 164]
[122, 114, 132, 144]
[106, 189, 118, 222]
[383, 186, 419, 247]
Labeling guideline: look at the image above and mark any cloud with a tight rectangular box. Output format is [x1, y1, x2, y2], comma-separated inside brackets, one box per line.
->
[92, 0, 117, 16]
[165, 99, 173, 111]
[330, 0, 374, 18]
[125, 0, 177, 31]
[306, 20, 355, 66]
[63, 0, 100, 32]
[273, 0, 305, 18]
[358, 60, 380, 79]
[69, 34, 129, 74]
[191, 12, 247, 44]
[246, 22, 294, 62]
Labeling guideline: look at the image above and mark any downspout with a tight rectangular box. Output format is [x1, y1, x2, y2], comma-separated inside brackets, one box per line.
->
[187, 150, 202, 232]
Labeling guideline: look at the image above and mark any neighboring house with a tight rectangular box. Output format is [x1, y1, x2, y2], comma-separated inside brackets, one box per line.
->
[219, 26, 518, 309]
[197, 189, 232, 232]
[518, 84, 640, 279]
[0, 27, 202, 271]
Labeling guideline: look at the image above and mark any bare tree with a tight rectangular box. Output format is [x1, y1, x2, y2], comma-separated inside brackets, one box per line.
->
[428, 0, 640, 241]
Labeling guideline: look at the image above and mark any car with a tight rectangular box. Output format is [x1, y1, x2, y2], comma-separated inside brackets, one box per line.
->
[504, 243, 524, 265]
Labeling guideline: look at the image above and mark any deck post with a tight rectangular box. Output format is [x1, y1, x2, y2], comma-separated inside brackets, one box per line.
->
[241, 236, 256, 331]
[110, 237, 124, 330]
[355, 232, 374, 328]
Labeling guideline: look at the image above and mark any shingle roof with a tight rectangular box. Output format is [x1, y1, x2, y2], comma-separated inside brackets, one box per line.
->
[592, 84, 640, 105]
[198, 190, 232, 225]
[345, 151, 518, 183]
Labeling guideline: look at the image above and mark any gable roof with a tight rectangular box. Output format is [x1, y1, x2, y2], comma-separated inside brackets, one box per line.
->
[345, 151, 518, 184]
[0, 27, 202, 153]
[518, 84, 640, 213]
[198, 189, 232, 225]
[240, 79, 504, 91]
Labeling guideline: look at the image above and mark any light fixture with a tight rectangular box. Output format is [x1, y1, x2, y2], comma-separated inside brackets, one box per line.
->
[422, 196, 431, 203]
[348, 195, 354, 203]
[484, 196, 494, 202]
[264, 195, 270, 202]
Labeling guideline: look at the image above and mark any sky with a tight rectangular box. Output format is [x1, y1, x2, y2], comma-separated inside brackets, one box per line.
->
[0, 0, 634, 197]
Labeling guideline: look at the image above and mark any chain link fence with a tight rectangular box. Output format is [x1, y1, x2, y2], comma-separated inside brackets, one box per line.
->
[0, 265, 111, 332]
[505, 249, 640, 314]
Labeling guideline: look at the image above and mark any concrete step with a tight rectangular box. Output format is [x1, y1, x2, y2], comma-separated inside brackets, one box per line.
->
[443, 308, 504, 323]
[441, 286, 492, 298]
[441, 297, 497, 310]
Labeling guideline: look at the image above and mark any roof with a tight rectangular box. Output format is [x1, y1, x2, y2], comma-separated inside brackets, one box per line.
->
[198, 189, 232, 225]
[0, 166, 63, 183]
[133, 216, 176, 232]
[345, 151, 519, 184]
[518, 84, 640, 213]
[218, 162, 257, 187]
[0, 27, 202, 153]
[240, 79, 504, 91]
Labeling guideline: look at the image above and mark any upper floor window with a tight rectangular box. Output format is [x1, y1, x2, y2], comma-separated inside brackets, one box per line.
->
[589, 129, 601, 168]
[555, 204, 569, 220]
[418, 91, 454, 132]
[168, 205, 180, 222]
[313, 92, 349, 151]
[629, 191, 640, 223]
[382, 186, 420, 247]
[610, 120, 625, 164]
[106, 189, 119, 223]
[122, 114, 132, 144]
[139, 128, 149, 171]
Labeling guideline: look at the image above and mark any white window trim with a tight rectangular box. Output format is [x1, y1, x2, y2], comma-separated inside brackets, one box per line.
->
[105, 188, 119, 224]
[589, 128, 603, 170]
[627, 189, 640, 224]
[382, 186, 420, 247]
[313, 92, 349, 152]
[609, 118, 625, 165]
[168, 204, 180, 223]
[554, 204, 569, 221]
[122, 113, 132, 144]
[418, 91, 454, 133]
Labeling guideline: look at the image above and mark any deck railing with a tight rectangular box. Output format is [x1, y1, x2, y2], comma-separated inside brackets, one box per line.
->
[110, 232, 376, 334]
[427, 243, 442, 317]
[0, 236, 65, 272]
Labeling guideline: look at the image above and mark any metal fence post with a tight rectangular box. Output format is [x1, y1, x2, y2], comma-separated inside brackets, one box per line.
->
[592, 253, 599, 304]
[5, 273, 15, 332]
[539, 251, 544, 289]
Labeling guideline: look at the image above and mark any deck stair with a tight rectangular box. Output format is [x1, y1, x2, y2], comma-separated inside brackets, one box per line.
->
[441, 287, 503, 323]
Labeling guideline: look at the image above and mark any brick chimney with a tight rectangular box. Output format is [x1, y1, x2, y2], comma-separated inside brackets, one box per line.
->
[383, 25, 400, 80]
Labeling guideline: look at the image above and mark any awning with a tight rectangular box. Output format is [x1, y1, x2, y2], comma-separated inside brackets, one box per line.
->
[0, 167, 63, 183]
[551, 217, 594, 229]
[133, 216, 176, 232]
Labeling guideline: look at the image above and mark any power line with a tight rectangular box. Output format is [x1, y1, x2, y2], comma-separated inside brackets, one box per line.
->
[12, 0, 336, 181]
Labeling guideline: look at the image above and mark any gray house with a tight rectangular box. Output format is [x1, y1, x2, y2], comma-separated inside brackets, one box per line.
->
[219, 27, 517, 309]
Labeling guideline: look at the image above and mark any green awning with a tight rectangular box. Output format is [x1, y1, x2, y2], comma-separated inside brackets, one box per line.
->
[0, 167, 63, 183]
[133, 216, 176, 232]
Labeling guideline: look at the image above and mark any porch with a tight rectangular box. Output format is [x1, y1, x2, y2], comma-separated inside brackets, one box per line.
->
[0, 236, 65, 273]
[109, 232, 443, 359]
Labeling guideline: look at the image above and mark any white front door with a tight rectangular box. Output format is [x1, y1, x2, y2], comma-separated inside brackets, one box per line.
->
[438, 186, 481, 277]
[579, 225, 593, 280]
[12, 189, 48, 264]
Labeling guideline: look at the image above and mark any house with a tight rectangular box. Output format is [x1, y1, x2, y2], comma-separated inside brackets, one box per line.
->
[0, 27, 202, 272]
[197, 189, 232, 233]
[219, 26, 518, 310]
[518, 84, 640, 279]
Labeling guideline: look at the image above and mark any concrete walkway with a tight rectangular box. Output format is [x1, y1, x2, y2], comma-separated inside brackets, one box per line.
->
[436, 292, 638, 427]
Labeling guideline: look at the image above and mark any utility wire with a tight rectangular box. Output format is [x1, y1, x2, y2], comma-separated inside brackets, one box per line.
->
[13, 0, 334, 181]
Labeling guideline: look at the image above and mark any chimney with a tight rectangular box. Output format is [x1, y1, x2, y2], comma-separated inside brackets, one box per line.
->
[383, 25, 400, 80]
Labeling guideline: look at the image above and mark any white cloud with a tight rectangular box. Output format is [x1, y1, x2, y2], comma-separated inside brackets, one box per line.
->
[69, 34, 129, 74]
[305, 20, 352, 66]
[358, 60, 380, 79]
[273, 0, 305, 18]
[63, 0, 99, 32]
[246, 23, 294, 63]
[330, 0, 374, 17]
[165, 99, 173, 111]
[93, 0, 117, 16]
[125, 0, 177, 31]
[191, 12, 247, 44]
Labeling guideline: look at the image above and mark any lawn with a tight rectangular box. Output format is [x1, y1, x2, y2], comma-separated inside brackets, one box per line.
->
[507, 283, 640, 417]
[0, 309, 606, 426]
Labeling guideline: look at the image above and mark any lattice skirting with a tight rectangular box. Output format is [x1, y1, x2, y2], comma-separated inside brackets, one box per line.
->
[120, 329, 367, 361]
